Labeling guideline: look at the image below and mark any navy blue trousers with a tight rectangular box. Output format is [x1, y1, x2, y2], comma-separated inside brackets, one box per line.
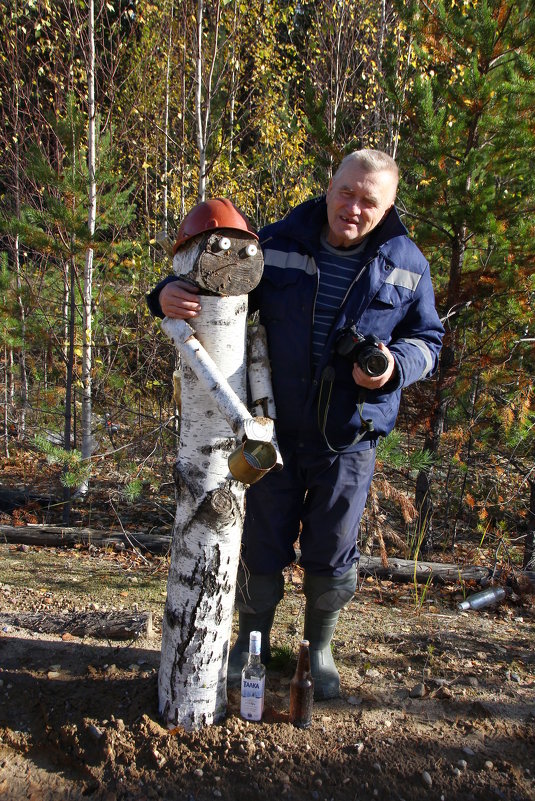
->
[241, 444, 376, 577]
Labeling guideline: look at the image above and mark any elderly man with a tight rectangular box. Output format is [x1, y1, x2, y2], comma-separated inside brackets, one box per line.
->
[147, 149, 444, 700]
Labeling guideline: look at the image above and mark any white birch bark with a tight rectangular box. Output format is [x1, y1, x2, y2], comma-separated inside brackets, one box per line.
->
[194, 0, 206, 201]
[163, 0, 173, 233]
[247, 324, 277, 420]
[159, 295, 250, 730]
[161, 318, 273, 443]
[3, 345, 9, 458]
[80, 0, 96, 489]
[13, 40, 28, 435]
[194, 0, 221, 201]
[247, 324, 282, 468]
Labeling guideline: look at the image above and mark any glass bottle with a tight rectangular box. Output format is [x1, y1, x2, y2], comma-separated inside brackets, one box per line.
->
[289, 639, 314, 729]
[240, 631, 266, 722]
[458, 586, 506, 611]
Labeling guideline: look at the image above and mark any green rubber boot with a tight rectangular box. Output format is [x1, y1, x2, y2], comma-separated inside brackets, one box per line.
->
[303, 565, 357, 700]
[227, 568, 284, 687]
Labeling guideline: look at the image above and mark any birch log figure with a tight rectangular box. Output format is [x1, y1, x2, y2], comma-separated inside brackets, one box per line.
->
[158, 199, 270, 731]
[159, 296, 248, 730]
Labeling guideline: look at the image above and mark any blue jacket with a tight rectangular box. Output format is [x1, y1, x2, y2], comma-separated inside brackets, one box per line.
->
[248, 196, 444, 453]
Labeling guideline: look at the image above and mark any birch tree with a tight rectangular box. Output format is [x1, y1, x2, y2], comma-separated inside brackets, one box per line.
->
[79, 0, 97, 492]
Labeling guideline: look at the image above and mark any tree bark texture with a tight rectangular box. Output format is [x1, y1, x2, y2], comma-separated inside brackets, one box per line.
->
[81, 0, 97, 492]
[0, 523, 171, 552]
[0, 610, 153, 640]
[524, 479, 535, 570]
[158, 295, 249, 731]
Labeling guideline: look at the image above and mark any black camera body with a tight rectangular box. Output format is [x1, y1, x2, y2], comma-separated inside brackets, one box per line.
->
[336, 327, 389, 377]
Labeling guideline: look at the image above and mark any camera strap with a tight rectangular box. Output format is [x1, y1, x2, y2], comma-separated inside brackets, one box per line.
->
[318, 366, 375, 453]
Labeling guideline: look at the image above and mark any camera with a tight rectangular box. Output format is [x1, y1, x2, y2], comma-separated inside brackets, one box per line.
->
[336, 327, 389, 377]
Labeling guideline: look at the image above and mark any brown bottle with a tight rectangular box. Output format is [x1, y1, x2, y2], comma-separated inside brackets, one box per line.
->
[289, 639, 314, 729]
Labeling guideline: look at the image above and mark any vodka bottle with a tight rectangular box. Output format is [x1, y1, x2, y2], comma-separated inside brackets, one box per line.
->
[458, 586, 506, 611]
[240, 631, 265, 722]
[289, 639, 314, 729]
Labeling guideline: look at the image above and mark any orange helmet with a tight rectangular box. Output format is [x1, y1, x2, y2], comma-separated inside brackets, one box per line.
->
[173, 198, 258, 254]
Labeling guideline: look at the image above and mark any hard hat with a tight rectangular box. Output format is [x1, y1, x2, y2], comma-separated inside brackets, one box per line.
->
[173, 198, 258, 254]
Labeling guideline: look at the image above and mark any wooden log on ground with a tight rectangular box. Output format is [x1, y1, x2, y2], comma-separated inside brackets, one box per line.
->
[0, 609, 153, 640]
[0, 524, 172, 553]
[358, 554, 491, 585]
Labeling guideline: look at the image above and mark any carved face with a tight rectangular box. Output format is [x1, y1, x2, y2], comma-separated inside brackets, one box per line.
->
[172, 229, 263, 296]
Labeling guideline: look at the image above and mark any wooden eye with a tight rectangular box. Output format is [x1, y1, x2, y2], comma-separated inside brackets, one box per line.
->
[212, 236, 231, 252]
[241, 243, 258, 258]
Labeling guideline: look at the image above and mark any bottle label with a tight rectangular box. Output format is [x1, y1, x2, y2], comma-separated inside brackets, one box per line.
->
[240, 677, 265, 721]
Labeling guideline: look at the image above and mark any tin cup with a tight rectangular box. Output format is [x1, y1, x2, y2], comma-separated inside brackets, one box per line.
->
[228, 440, 278, 484]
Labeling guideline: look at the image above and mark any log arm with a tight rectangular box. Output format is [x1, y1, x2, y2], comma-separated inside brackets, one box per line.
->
[247, 324, 283, 469]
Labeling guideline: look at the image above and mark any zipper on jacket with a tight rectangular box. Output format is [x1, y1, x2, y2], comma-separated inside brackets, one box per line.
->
[310, 260, 320, 383]
[340, 254, 375, 307]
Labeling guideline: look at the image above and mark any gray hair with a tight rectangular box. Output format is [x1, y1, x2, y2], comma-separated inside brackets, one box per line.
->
[334, 149, 399, 195]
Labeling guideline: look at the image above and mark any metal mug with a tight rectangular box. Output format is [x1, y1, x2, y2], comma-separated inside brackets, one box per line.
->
[228, 439, 278, 484]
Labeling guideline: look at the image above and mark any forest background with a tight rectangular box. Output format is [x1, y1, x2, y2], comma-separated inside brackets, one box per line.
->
[0, 0, 534, 573]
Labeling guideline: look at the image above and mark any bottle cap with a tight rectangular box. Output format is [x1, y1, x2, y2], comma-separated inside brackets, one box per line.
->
[249, 630, 262, 655]
[457, 600, 470, 611]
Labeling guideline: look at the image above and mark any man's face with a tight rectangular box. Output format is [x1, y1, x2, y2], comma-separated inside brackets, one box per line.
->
[325, 163, 397, 248]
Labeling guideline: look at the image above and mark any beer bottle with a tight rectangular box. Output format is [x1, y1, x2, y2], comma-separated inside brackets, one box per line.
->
[240, 631, 266, 722]
[289, 639, 314, 729]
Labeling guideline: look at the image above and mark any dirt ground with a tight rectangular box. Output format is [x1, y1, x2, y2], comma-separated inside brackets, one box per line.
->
[0, 543, 534, 801]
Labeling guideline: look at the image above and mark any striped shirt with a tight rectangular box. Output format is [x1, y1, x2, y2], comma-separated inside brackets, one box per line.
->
[312, 232, 369, 365]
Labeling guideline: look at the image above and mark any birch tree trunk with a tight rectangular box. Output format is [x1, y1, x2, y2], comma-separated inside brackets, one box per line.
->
[194, 0, 221, 201]
[13, 30, 28, 437]
[194, 0, 206, 201]
[62, 251, 77, 526]
[158, 295, 249, 731]
[3, 345, 8, 458]
[162, 0, 173, 233]
[80, 0, 96, 491]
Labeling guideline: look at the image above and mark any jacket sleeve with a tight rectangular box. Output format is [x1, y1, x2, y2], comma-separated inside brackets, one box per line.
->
[146, 275, 180, 318]
[388, 267, 444, 390]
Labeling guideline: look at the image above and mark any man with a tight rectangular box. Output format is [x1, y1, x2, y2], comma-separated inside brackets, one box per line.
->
[147, 149, 444, 700]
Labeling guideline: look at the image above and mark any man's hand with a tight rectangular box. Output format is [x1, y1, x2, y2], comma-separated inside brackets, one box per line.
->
[160, 280, 202, 319]
[352, 342, 397, 390]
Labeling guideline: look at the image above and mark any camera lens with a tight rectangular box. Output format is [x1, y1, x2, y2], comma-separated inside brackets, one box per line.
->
[358, 347, 389, 377]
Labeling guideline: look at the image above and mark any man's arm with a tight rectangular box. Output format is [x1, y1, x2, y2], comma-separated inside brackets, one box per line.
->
[146, 277, 202, 320]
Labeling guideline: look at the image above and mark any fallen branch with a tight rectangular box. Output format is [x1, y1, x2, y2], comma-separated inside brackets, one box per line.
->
[0, 524, 171, 553]
[358, 554, 491, 585]
[0, 609, 153, 640]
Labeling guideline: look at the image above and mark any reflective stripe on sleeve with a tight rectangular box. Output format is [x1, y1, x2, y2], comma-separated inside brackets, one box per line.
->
[397, 338, 434, 378]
